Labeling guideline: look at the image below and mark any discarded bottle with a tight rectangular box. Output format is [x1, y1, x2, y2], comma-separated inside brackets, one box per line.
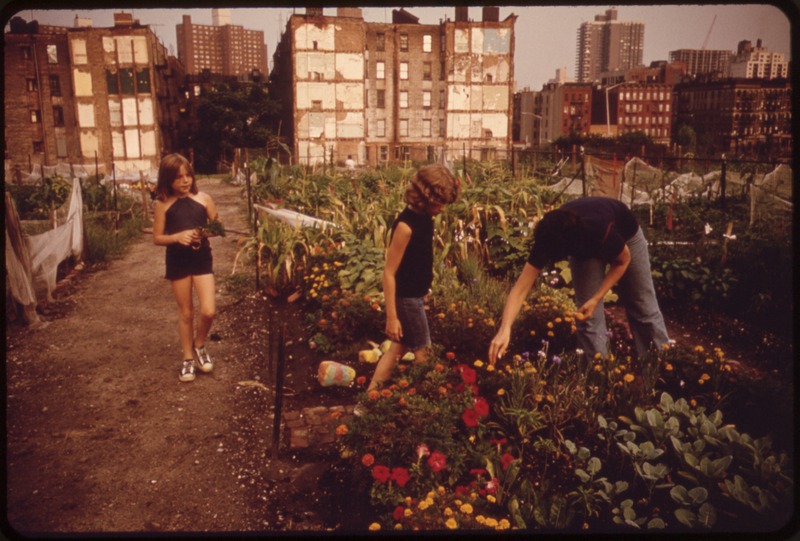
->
[317, 360, 356, 387]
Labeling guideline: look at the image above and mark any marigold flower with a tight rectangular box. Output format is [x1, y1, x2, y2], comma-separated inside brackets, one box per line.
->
[368, 522, 381, 531]
[485, 517, 499, 528]
[361, 453, 375, 467]
[444, 507, 454, 517]
[418, 500, 430, 511]
[404, 508, 413, 518]
[335, 424, 349, 436]
[445, 351, 456, 360]
[694, 345, 705, 353]
[496, 389, 505, 396]
[486, 364, 495, 372]
[487, 495, 496, 503]
[497, 518, 511, 530]
[473, 360, 484, 368]
[445, 518, 458, 529]
[380, 388, 393, 397]
[460, 503, 474, 514]
[623, 373, 635, 383]
[368, 390, 380, 401]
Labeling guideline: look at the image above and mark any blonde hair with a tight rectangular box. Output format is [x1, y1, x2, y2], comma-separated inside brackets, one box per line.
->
[155, 153, 196, 201]
[404, 164, 461, 210]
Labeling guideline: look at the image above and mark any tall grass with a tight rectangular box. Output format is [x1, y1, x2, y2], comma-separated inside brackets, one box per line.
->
[84, 212, 148, 263]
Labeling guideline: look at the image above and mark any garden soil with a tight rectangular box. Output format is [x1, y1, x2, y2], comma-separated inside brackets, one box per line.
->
[4, 176, 790, 537]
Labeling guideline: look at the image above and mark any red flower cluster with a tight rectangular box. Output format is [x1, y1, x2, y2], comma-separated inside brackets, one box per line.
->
[461, 395, 490, 428]
[372, 464, 411, 487]
[427, 451, 447, 472]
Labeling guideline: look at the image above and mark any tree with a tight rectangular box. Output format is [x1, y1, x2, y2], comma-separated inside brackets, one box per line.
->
[674, 125, 697, 154]
[192, 83, 281, 173]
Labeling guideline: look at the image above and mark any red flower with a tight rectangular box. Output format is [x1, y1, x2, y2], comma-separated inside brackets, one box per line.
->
[427, 451, 447, 472]
[391, 467, 411, 487]
[485, 477, 499, 494]
[458, 364, 477, 384]
[469, 468, 487, 476]
[473, 396, 490, 417]
[445, 351, 456, 361]
[501, 452, 516, 471]
[372, 465, 391, 484]
[393, 505, 405, 521]
[461, 407, 480, 427]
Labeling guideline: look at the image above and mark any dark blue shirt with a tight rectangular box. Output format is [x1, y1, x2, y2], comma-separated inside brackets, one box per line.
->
[392, 207, 433, 298]
[527, 197, 638, 269]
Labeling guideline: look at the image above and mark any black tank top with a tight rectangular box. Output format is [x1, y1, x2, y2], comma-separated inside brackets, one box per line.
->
[392, 207, 433, 298]
[164, 197, 211, 277]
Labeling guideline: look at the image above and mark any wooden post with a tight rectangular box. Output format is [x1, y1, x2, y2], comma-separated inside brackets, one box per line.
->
[721, 222, 734, 266]
[271, 324, 287, 458]
[720, 156, 727, 209]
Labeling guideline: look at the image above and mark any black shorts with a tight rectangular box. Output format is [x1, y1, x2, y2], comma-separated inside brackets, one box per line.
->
[165, 242, 213, 280]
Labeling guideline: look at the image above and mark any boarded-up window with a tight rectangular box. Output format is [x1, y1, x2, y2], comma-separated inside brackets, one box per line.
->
[136, 68, 151, 93]
[399, 34, 408, 51]
[122, 98, 138, 126]
[376, 61, 385, 80]
[53, 106, 64, 126]
[133, 37, 148, 64]
[77, 103, 95, 127]
[112, 131, 125, 158]
[119, 68, 134, 95]
[56, 134, 67, 157]
[377, 119, 385, 137]
[71, 38, 87, 64]
[399, 119, 408, 137]
[423, 35, 432, 52]
[108, 100, 122, 127]
[46, 44, 58, 64]
[423, 91, 431, 108]
[376, 32, 385, 52]
[377, 89, 385, 108]
[423, 119, 431, 137]
[116, 38, 133, 64]
[423, 62, 431, 81]
[124, 128, 140, 158]
[400, 62, 408, 80]
[137, 98, 154, 125]
[73, 69, 92, 97]
[80, 132, 98, 157]
[141, 130, 156, 157]
[49, 75, 61, 96]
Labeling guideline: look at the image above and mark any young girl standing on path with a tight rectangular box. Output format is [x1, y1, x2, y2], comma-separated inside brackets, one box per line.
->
[360, 165, 461, 401]
[152, 153, 221, 382]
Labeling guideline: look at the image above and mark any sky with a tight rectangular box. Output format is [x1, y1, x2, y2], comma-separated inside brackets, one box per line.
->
[3, 3, 793, 90]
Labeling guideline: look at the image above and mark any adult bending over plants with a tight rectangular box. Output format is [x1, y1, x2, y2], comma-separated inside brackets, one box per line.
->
[489, 196, 669, 364]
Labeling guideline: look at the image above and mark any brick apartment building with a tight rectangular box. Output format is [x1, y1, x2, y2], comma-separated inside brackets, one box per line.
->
[176, 8, 268, 78]
[674, 78, 792, 158]
[269, 6, 515, 166]
[4, 13, 185, 176]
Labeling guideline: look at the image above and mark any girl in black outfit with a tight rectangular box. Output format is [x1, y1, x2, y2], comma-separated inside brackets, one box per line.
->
[152, 153, 221, 382]
[362, 164, 461, 395]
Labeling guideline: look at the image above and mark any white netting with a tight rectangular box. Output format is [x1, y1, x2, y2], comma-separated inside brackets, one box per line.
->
[4, 179, 84, 320]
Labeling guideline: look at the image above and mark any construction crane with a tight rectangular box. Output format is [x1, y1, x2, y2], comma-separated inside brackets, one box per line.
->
[701, 15, 717, 50]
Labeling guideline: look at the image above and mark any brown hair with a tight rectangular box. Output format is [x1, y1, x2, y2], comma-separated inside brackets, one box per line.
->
[404, 164, 461, 210]
[155, 153, 196, 201]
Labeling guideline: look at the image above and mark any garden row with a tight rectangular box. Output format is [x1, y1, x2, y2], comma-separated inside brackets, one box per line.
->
[233, 160, 792, 533]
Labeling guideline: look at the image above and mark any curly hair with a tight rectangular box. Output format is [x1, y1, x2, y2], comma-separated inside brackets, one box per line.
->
[155, 153, 197, 201]
[404, 164, 461, 210]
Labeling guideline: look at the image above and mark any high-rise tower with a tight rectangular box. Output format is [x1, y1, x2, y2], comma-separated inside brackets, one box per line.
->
[576, 8, 644, 83]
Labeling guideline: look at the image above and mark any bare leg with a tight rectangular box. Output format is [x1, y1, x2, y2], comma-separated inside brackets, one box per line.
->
[191, 273, 216, 348]
[367, 341, 407, 391]
[170, 276, 195, 360]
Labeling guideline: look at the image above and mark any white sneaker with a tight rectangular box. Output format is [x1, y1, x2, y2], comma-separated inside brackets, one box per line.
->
[179, 359, 196, 382]
[194, 345, 214, 373]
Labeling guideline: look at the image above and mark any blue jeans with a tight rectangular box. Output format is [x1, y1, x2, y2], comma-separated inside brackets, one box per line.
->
[395, 296, 431, 351]
[570, 227, 669, 358]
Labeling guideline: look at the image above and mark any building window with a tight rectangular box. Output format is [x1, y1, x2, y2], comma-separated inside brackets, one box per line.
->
[106, 69, 119, 94]
[26, 78, 37, 92]
[30, 110, 41, 123]
[376, 32, 385, 52]
[33, 141, 44, 153]
[377, 119, 385, 137]
[377, 61, 385, 80]
[20, 46, 32, 60]
[399, 91, 408, 108]
[423, 34, 432, 53]
[486, 74, 493, 83]
[440, 61, 445, 81]
[379, 145, 388, 162]
[399, 119, 408, 137]
[423, 91, 431, 108]
[46, 44, 57, 64]
[399, 33, 408, 51]
[439, 120, 445, 137]
[377, 89, 385, 108]
[423, 62, 431, 81]
[400, 62, 408, 80]
[53, 106, 64, 127]
[49, 75, 61, 96]
[136, 68, 151, 93]
[423, 119, 431, 137]
[311, 100, 322, 111]
[439, 90, 445, 108]
[119, 68, 135, 94]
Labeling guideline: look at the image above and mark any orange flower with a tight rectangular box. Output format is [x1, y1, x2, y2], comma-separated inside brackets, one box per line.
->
[335, 424, 349, 436]
[362, 453, 375, 467]
[380, 388, 392, 398]
[368, 390, 380, 401]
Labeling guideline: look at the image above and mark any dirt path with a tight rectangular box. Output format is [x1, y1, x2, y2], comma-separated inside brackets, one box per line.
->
[5, 177, 271, 534]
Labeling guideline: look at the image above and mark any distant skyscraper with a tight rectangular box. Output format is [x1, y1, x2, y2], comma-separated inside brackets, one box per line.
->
[576, 8, 644, 83]
[669, 48, 733, 79]
[729, 39, 788, 79]
[176, 11, 268, 77]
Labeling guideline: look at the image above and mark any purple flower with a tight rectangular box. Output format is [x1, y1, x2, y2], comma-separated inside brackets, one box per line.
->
[552, 355, 562, 365]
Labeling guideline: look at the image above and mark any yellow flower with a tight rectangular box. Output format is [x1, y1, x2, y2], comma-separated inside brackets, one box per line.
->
[474, 360, 484, 368]
[623, 373, 635, 383]
[694, 345, 705, 353]
[497, 389, 505, 396]
[705, 358, 714, 364]
[445, 518, 458, 529]
[460, 503, 474, 514]
[369, 522, 381, 531]
[404, 508, 413, 518]
[487, 495, 496, 503]
[534, 393, 543, 402]
[487, 365, 495, 372]
[594, 364, 602, 372]
[475, 515, 487, 525]
[437, 485, 446, 495]
[425, 497, 435, 507]
[700, 373, 711, 381]
[665, 363, 674, 371]
[444, 507, 454, 517]
[418, 500, 430, 511]
[497, 518, 511, 530]
[485, 517, 499, 528]
[547, 322, 554, 329]
[335, 424, 349, 436]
